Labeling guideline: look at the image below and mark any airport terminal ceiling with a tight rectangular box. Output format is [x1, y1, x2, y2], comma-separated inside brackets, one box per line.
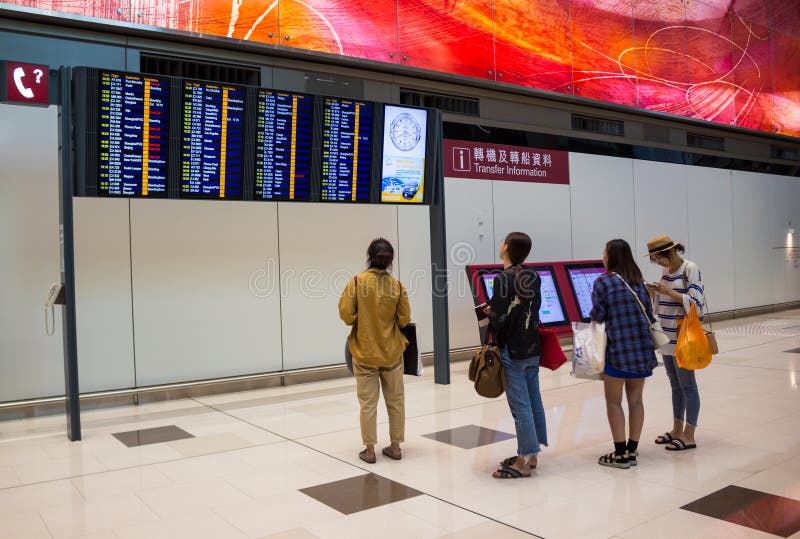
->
[3, 0, 800, 138]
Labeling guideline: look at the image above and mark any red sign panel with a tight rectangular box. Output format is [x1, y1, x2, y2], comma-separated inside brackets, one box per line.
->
[443, 139, 569, 185]
[2, 62, 50, 105]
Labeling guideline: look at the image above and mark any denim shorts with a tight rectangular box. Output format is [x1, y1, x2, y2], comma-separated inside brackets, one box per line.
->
[604, 363, 652, 379]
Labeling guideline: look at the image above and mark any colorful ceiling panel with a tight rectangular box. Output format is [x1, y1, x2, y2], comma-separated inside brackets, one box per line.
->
[5, 0, 799, 137]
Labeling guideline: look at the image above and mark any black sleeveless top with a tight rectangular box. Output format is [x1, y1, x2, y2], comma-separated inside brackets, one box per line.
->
[487, 267, 542, 359]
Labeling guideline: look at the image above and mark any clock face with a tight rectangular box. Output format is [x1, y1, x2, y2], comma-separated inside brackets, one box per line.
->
[389, 113, 422, 151]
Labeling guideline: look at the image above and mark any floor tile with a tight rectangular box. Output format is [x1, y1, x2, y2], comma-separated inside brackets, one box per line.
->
[112, 425, 194, 447]
[154, 451, 252, 484]
[259, 529, 320, 539]
[0, 511, 52, 539]
[137, 477, 253, 517]
[0, 465, 20, 488]
[681, 485, 800, 538]
[167, 432, 254, 457]
[214, 490, 342, 537]
[300, 473, 423, 515]
[619, 507, 779, 539]
[736, 455, 800, 500]
[39, 493, 160, 539]
[785, 348, 800, 354]
[305, 502, 444, 539]
[0, 479, 85, 517]
[113, 510, 248, 539]
[421, 425, 516, 449]
[434, 521, 537, 538]
[391, 494, 487, 533]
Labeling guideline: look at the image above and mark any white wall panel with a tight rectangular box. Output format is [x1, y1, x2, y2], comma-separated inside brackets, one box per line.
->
[782, 179, 800, 302]
[686, 168, 735, 312]
[732, 172, 781, 308]
[279, 203, 399, 370]
[130, 200, 282, 385]
[492, 181, 573, 263]
[444, 178, 495, 350]
[633, 161, 690, 284]
[73, 198, 136, 391]
[569, 153, 635, 260]
[0, 105, 63, 401]
[397, 205, 434, 354]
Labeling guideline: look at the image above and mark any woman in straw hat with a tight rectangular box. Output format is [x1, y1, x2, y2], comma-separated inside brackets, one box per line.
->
[645, 235, 706, 452]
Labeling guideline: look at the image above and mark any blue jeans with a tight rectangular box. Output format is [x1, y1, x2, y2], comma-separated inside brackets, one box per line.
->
[662, 355, 700, 427]
[501, 348, 548, 456]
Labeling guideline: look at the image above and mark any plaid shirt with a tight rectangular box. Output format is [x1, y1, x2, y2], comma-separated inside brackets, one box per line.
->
[590, 274, 657, 374]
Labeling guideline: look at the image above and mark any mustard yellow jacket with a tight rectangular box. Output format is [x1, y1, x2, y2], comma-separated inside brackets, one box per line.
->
[338, 269, 412, 367]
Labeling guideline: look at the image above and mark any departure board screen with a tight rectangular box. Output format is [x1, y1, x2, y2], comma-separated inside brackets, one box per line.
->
[181, 81, 245, 198]
[255, 90, 313, 200]
[320, 97, 373, 202]
[98, 71, 169, 196]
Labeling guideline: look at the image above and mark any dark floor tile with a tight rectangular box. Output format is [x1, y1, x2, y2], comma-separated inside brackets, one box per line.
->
[784, 348, 800, 354]
[112, 425, 194, 447]
[681, 485, 800, 538]
[300, 473, 422, 515]
[422, 424, 515, 449]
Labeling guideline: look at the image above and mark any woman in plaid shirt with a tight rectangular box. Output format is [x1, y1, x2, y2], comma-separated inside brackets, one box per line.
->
[591, 239, 658, 469]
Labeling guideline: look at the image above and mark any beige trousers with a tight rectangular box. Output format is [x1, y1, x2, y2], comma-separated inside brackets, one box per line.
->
[353, 359, 405, 445]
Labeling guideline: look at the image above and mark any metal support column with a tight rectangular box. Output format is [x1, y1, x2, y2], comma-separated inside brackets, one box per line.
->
[429, 111, 450, 385]
[57, 66, 81, 441]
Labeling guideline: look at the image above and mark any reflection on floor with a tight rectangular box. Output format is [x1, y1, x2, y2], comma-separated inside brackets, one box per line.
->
[0, 309, 799, 538]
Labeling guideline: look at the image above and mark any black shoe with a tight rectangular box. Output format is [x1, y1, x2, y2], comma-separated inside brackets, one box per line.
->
[627, 450, 638, 466]
[598, 451, 630, 469]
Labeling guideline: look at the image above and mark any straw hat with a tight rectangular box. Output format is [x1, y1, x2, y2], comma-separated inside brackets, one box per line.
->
[646, 235, 680, 257]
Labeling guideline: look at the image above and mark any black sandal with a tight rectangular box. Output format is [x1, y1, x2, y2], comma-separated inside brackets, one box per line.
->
[499, 456, 536, 469]
[665, 439, 696, 451]
[598, 451, 630, 469]
[382, 446, 402, 460]
[492, 465, 531, 479]
[359, 450, 376, 464]
[655, 432, 674, 445]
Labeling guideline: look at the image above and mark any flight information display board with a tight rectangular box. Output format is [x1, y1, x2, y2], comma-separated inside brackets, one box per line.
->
[320, 97, 374, 202]
[566, 264, 606, 321]
[181, 81, 245, 198]
[480, 268, 568, 326]
[98, 71, 170, 196]
[255, 90, 313, 200]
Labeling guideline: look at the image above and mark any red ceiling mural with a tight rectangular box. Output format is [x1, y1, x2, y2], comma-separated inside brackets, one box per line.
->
[5, 0, 799, 137]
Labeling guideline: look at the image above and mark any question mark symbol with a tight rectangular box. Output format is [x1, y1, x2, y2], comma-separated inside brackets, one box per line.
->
[33, 69, 43, 84]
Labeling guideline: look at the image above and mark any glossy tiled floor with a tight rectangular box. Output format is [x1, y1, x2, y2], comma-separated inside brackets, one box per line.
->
[1, 310, 799, 539]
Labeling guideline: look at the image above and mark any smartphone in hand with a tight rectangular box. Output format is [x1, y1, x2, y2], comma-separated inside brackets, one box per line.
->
[474, 302, 489, 321]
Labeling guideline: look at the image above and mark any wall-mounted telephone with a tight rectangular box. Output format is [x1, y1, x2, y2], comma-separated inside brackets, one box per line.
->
[45, 283, 63, 336]
[46, 283, 63, 307]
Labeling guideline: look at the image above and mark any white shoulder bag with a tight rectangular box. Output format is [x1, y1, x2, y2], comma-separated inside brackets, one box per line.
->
[613, 273, 670, 350]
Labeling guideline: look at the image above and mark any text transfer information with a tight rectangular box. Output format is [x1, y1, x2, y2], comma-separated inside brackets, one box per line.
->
[181, 81, 245, 198]
[256, 90, 313, 200]
[99, 72, 169, 196]
[320, 98, 373, 202]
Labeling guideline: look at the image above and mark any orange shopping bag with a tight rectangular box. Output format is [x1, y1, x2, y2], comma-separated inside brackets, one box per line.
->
[675, 303, 712, 370]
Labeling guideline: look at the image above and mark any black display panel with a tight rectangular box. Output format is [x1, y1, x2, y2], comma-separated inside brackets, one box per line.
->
[255, 90, 313, 200]
[98, 71, 170, 196]
[320, 97, 374, 202]
[181, 81, 246, 198]
[565, 263, 606, 322]
[478, 265, 569, 326]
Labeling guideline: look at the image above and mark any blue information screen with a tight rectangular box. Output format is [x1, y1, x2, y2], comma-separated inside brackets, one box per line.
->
[181, 81, 245, 198]
[98, 71, 169, 196]
[256, 90, 313, 200]
[320, 97, 373, 202]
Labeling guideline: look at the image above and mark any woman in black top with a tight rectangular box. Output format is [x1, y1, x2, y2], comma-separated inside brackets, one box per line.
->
[484, 232, 547, 479]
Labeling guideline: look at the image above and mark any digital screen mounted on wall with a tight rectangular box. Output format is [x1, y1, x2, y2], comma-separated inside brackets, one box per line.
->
[320, 97, 373, 202]
[181, 80, 245, 199]
[98, 71, 170, 197]
[566, 264, 606, 322]
[479, 267, 568, 326]
[255, 90, 313, 201]
[381, 105, 428, 204]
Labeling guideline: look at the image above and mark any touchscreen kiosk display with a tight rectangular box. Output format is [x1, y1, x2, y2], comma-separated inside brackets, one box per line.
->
[567, 265, 606, 320]
[320, 97, 374, 202]
[181, 81, 245, 198]
[255, 90, 313, 200]
[98, 71, 169, 196]
[381, 105, 428, 204]
[480, 269, 567, 325]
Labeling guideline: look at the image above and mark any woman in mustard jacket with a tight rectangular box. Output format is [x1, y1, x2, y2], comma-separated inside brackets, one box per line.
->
[339, 238, 411, 464]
